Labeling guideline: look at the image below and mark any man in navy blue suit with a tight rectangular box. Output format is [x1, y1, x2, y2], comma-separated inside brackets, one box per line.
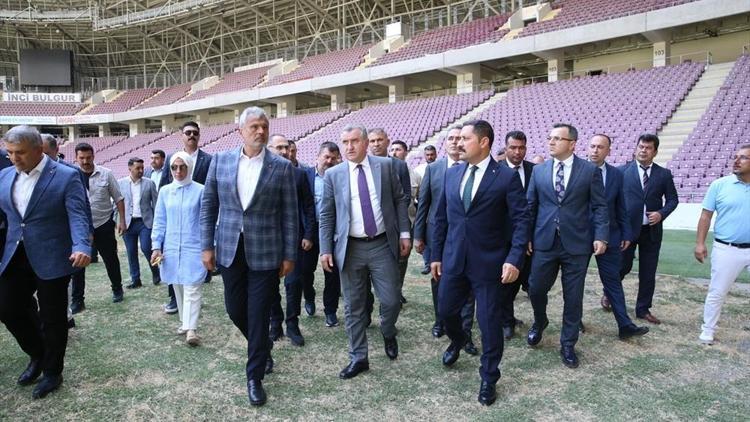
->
[431, 120, 529, 406]
[619, 134, 678, 325]
[0, 126, 91, 399]
[587, 134, 649, 339]
[526, 123, 609, 369]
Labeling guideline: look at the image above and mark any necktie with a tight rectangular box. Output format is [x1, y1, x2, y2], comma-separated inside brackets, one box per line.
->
[452, 161, 460, 167]
[514, 165, 520, 171]
[640, 165, 649, 188]
[462, 165, 478, 212]
[357, 164, 378, 237]
[599, 167, 605, 188]
[555, 162, 565, 202]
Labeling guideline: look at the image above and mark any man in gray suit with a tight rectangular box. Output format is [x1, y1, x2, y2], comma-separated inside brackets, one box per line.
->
[319, 124, 411, 380]
[200, 106, 298, 406]
[118, 157, 160, 289]
[414, 125, 477, 355]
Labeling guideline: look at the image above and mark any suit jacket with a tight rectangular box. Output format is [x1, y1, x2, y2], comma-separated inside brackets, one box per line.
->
[0, 149, 11, 170]
[293, 166, 317, 243]
[392, 157, 412, 204]
[304, 166, 320, 243]
[414, 158, 450, 261]
[318, 155, 410, 272]
[498, 159, 534, 192]
[431, 157, 529, 279]
[619, 161, 679, 241]
[0, 159, 91, 280]
[200, 147, 298, 270]
[118, 176, 158, 229]
[592, 163, 632, 246]
[160, 149, 212, 187]
[527, 156, 609, 255]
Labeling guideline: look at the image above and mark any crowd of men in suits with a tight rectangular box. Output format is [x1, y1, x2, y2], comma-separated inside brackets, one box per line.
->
[1, 110, 748, 407]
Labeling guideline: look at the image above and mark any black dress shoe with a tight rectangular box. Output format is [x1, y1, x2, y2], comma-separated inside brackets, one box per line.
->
[67, 318, 76, 329]
[126, 280, 142, 289]
[464, 338, 479, 356]
[365, 313, 372, 328]
[560, 346, 579, 369]
[286, 325, 305, 346]
[478, 381, 497, 406]
[112, 289, 124, 303]
[269, 324, 283, 342]
[431, 322, 444, 338]
[325, 314, 339, 327]
[204, 274, 212, 283]
[247, 379, 267, 406]
[400, 295, 407, 304]
[579, 321, 586, 333]
[339, 360, 369, 379]
[152, 276, 161, 285]
[420, 265, 431, 275]
[619, 324, 649, 340]
[70, 301, 85, 315]
[384, 336, 398, 360]
[32, 374, 63, 399]
[265, 355, 274, 375]
[527, 319, 549, 346]
[17, 359, 41, 386]
[305, 301, 316, 316]
[442, 341, 464, 367]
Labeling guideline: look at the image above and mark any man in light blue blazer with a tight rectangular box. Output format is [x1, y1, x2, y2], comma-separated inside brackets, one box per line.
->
[319, 123, 411, 380]
[200, 107, 298, 407]
[0, 126, 91, 399]
[526, 123, 609, 369]
[118, 157, 160, 289]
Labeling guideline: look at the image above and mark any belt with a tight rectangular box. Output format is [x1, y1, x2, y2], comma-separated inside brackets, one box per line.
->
[348, 232, 386, 242]
[715, 238, 750, 249]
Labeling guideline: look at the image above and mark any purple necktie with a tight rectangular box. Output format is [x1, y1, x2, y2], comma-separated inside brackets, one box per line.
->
[357, 164, 378, 237]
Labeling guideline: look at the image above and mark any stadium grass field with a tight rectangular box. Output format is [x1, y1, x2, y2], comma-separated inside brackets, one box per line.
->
[1, 230, 749, 420]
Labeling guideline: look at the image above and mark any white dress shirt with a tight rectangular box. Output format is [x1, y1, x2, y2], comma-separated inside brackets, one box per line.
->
[129, 177, 143, 218]
[348, 157, 386, 238]
[446, 157, 461, 168]
[506, 158, 525, 188]
[599, 163, 607, 188]
[460, 154, 491, 201]
[238, 148, 265, 211]
[637, 162, 652, 225]
[13, 154, 48, 217]
[150, 167, 163, 189]
[552, 155, 575, 191]
[188, 149, 199, 180]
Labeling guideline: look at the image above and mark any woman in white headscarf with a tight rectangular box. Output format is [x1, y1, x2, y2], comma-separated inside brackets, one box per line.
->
[151, 151, 207, 346]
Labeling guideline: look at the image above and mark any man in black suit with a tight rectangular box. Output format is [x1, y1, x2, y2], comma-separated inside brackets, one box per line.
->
[497, 130, 534, 340]
[619, 134, 678, 325]
[414, 125, 478, 355]
[526, 123, 609, 369]
[587, 134, 649, 340]
[160, 121, 213, 314]
[268, 134, 316, 347]
[431, 120, 529, 405]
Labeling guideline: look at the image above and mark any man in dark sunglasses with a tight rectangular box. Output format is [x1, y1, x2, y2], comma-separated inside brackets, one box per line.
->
[159, 121, 214, 314]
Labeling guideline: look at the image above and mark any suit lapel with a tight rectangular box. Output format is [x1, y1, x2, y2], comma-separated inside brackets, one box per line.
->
[24, 159, 55, 219]
[541, 160, 557, 202]
[470, 158, 499, 210]
[451, 162, 468, 215]
[371, 158, 382, 203]
[561, 157, 583, 204]
[230, 147, 244, 208]
[6, 172, 22, 220]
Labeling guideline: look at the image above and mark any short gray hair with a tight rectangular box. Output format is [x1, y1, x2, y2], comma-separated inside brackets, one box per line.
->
[3, 125, 42, 147]
[342, 123, 368, 141]
[41, 133, 58, 149]
[448, 124, 463, 132]
[239, 106, 268, 127]
[367, 127, 388, 139]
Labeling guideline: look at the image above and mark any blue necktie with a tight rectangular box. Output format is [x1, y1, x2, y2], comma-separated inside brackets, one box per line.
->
[555, 162, 565, 202]
[462, 165, 478, 212]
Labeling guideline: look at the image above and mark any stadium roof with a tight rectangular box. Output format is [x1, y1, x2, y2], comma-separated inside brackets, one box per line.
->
[0, 0, 520, 87]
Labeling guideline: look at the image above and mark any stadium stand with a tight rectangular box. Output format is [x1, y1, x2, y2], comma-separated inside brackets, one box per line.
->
[668, 55, 750, 203]
[518, 0, 699, 38]
[373, 14, 510, 66]
[84, 88, 160, 114]
[59, 135, 126, 159]
[133, 83, 193, 110]
[294, 90, 494, 164]
[266, 44, 372, 85]
[180, 65, 273, 102]
[0, 101, 85, 116]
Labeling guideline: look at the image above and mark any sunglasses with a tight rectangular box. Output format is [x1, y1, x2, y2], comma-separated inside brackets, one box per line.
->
[184, 130, 199, 136]
[170, 164, 188, 171]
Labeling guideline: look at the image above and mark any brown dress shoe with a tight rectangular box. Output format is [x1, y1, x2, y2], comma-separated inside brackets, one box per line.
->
[600, 294, 612, 311]
[637, 313, 661, 325]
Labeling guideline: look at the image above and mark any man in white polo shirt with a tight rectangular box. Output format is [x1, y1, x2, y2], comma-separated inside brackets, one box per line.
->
[695, 144, 750, 345]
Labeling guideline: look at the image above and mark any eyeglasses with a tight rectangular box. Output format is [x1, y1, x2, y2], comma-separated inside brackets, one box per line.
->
[183, 130, 199, 136]
[170, 164, 188, 171]
[547, 136, 574, 143]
